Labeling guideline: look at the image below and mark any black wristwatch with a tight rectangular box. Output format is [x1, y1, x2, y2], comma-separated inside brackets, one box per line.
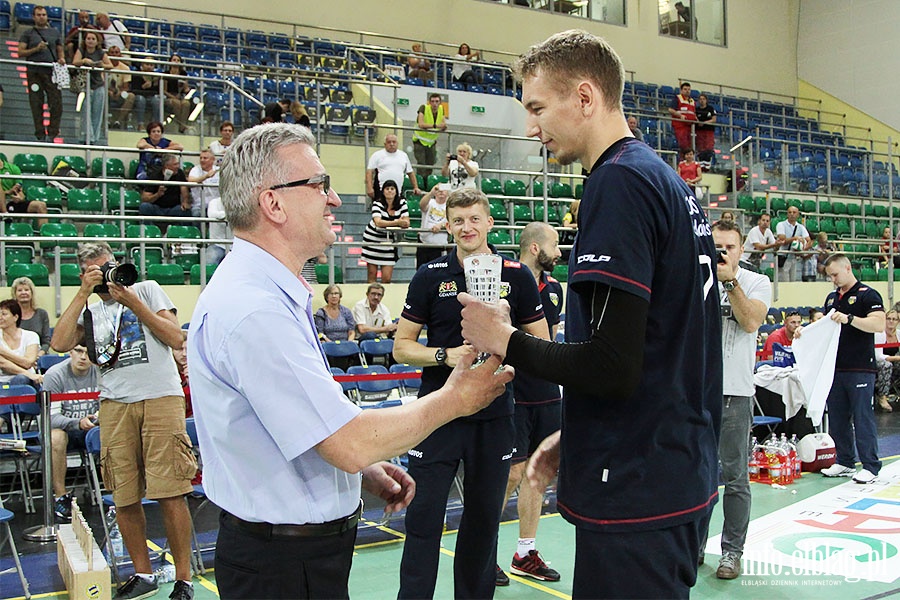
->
[723, 279, 737, 292]
[846, 314, 854, 326]
[434, 347, 447, 366]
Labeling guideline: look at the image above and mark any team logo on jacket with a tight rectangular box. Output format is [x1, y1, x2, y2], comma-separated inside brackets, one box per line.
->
[438, 281, 458, 297]
[500, 282, 511, 298]
[848, 296, 856, 305]
[549, 292, 559, 306]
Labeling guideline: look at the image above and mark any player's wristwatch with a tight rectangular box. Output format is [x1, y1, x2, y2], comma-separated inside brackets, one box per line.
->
[723, 279, 738, 292]
[435, 347, 448, 366]
[846, 314, 854, 326]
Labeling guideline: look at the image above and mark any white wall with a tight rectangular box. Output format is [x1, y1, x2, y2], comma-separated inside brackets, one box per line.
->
[798, 0, 900, 132]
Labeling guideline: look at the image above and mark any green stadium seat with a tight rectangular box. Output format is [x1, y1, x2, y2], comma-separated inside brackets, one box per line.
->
[128, 159, 140, 180]
[7, 263, 49, 286]
[130, 247, 164, 269]
[831, 201, 847, 215]
[534, 203, 561, 224]
[574, 183, 583, 199]
[51, 155, 88, 175]
[865, 222, 881, 239]
[58, 263, 82, 286]
[91, 157, 126, 178]
[532, 181, 544, 197]
[893, 207, 900, 220]
[481, 178, 502, 195]
[863, 204, 877, 217]
[167, 226, 202, 272]
[27, 186, 62, 212]
[84, 223, 121, 238]
[875, 205, 888, 218]
[3, 222, 35, 237]
[3, 222, 35, 264]
[818, 217, 835, 234]
[550, 182, 573, 198]
[315, 263, 343, 284]
[489, 199, 508, 221]
[818, 200, 832, 214]
[513, 203, 533, 223]
[190, 263, 218, 285]
[125, 223, 163, 245]
[405, 193, 422, 218]
[487, 230, 512, 246]
[763, 267, 774, 281]
[405, 218, 421, 242]
[753, 196, 768, 213]
[107, 188, 141, 212]
[147, 263, 185, 285]
[426, 175, 447, 189]
[860, 267, 877, 282]
[503, 179, 526, 197]
[5, 247, 34, 265]
[66, 188, 102, 212]
[182, 162, 194, 174]
[39, 222, 78, 249]
[551, 264, 568, 282]
[804, 217, 818, 232]
[786, 198, 801, 210]
[20, 179, 46, 196]
[13, 153, 48, 174]
[401, 174, 414, 191]
[737, 195, 754, 212]
[846, 202, 861, 216]
[878, 268, 891, 281]
[835, 218, 851, 236]
[801, 200, 816, 214]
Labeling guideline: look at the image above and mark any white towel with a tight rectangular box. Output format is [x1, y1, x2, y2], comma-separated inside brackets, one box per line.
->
[791, 310, 841, 426]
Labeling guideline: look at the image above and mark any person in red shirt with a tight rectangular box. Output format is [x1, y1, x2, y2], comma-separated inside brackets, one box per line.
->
[678, 149, 703, 194]
[763, 310, 802, 359]
[668, 81, 697, 153]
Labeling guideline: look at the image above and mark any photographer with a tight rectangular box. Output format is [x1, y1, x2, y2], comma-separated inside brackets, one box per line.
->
[51, 242, 197, 600]
[441, 142, 479, 190]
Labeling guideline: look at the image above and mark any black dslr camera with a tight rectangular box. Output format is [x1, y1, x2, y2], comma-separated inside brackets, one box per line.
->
[449, 154, 457, 161]
[94, 262, 138, 294]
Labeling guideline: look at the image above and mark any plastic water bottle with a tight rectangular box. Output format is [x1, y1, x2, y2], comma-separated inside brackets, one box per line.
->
[748, 437, 760, 481]
[154, 563, 176, 583]
[789, 434, 802, 479]
[106, 506, 125, 559]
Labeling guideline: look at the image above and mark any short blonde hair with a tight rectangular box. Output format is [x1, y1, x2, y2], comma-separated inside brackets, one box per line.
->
[456, 143, 473, 157]
[10, 277, 37, 308]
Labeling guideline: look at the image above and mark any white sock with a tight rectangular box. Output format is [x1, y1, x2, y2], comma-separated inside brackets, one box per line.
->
[178, 580, 193, 587]
[135, 573, 156, 584]
[516, 538, 536, 558]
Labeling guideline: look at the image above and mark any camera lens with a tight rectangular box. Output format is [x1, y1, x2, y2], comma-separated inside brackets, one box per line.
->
[109, 263, 138, 286]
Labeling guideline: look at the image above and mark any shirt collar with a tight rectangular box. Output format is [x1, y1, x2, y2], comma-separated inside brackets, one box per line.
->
[231, 237, 313, 308]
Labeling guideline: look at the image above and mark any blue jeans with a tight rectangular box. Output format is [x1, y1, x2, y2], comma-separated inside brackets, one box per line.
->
[9, 373, 40, 391]
[206, 245, 226, 266]
[133, 94, 162, 126]
[139, 203, 191, 218]
[84, 85, 106, 144]
[827, 371, 881, 474]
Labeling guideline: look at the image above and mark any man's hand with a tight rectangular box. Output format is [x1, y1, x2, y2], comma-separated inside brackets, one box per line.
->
[444, 343, 474, 368]
[80, 264, 104, 297]
[458, 293, 514, 358]
[443, 352, 514, 416]
[106, 282, 140, 310]
[79, 416, 97, 431]
[830, 311, 851, 325]
[526, 430, 560, 490]
[361, 461, 415, 513]
[716, 249, 737, 282]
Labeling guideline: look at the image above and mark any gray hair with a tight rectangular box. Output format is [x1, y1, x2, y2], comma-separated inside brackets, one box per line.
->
[220, 123, 316, 231]
[77, 242, 115, 266]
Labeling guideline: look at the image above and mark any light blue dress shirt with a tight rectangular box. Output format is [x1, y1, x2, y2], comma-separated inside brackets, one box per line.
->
[188, 237, 362, 524]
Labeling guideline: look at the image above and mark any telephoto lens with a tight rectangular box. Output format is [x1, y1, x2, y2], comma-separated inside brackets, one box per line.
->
[94, 262, 139, 293]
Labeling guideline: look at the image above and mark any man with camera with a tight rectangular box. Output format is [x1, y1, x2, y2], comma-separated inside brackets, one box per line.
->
[52, 242, 197, 600]
[701, 220, 770, 580]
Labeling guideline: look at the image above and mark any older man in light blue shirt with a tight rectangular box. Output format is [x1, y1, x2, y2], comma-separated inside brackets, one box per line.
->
[188, 123, 513, 600]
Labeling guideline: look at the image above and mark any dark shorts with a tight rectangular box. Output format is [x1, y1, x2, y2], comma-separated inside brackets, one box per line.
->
[66, 428, 88, 451]
[6, 200, 34, 213]
[512, 401, 561, 463]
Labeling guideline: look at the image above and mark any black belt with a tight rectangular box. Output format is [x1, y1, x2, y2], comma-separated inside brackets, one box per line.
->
[223, 504, 361, 539]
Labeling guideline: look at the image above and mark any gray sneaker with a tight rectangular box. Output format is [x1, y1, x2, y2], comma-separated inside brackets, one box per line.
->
[114, 575, 159, 600]
[716, 552, 741, 580]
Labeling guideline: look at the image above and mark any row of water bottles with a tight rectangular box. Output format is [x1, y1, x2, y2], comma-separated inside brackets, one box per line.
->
[748, 433, 802, 485]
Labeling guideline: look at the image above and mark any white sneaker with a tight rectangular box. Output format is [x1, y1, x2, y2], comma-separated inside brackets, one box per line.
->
[821, 464, 856, 477]
[852, 469, 877, 484]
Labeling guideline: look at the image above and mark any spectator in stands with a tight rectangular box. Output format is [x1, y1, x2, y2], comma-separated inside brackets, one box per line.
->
[677, 149, 703, 194]
[0, 157, 48, 227]
[107, 45, 135, 129]
[719, 211, 735, 223]
[407, 43, 431, 80]
[741, 212, 779, 270]
[0, 299, 42, 389]
[11, 277, 50, 355]
[163, 53, 192, 133]
[366, 134, 420, 202]
[187, 149, 219, 218]
[45, 340, 99, 522]
[668, 81, 697, 154]
[675, 1, 698, 38]
[695, 93, 717, 168]
[561, 199, 580, 259]
[131, 60, 163, 131]
[51, 241, 196, 600]
[95, 12, 129, 52]
[209, 121, 234, 163]
[353, 283, 397, 340]
[64, 9, 95, 63]
[172, 329, 191, 417]
[314, 284, 357, 342]
[627, 115, 643, 142]
[815, 231, 837, 279]
[205, 194, 229, 266]
[284, 101, 310, 127]
[775, 205, 813, 282]
[816, 254, 884, 485]
[394, 188, 547, 599]
[417, 183, 450, 268]
[874, 309, 899, 413]
[452, 43, 480, 86]
[809, 308, 825, 322]
[413, 93, 448, 181]
[497, 221, 564, 586]
[442, 142, 479, 190]
[763, 310, 801, 359]
[18, 5, 65, 142]
[139, 153, 191, 228]
[879, 226, 900, 269]
[263, 98, 290, 123]
[136, 121, 183, 180]
[361, 180, 409, 283]
[72, 30, 113, 145]
[700, 219, 770, 581]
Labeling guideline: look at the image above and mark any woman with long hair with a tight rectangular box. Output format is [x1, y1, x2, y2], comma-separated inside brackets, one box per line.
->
[163, 53, 192, 133]
[72, 30, 113, 144]
[361, 180, 410, 283]
[11, 277, 49, 355]
[0, 299, 42, 388]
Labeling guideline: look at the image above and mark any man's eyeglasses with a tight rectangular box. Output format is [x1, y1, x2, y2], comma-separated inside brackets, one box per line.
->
[269, 174, 330, 196]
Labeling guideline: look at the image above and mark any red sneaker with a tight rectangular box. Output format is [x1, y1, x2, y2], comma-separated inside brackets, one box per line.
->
[510, 550, 560, 582]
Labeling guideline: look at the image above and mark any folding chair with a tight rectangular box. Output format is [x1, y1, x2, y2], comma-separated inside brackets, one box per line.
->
[330, 367, 358, 402]
[84, 427, 205, 586]
[37, 354, 68, 373]
[347, 365, 400, 404]
[0, 385, 40, 513]
[389, 364, 422, 397]
[0, 496, 29, 599]
[360, 338, 394, 367]
[321, 340, 363, 371]
[753, 395, 783, 438]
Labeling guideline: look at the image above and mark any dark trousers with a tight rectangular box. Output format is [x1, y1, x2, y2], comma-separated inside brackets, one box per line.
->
[215, 511, 357, 600]
[398, 416, 515, 600]
[826, 371, 882, 474]
[413, 139, 437, 182]
[26, 68, 62, 139]
[573, 518, 704, 599]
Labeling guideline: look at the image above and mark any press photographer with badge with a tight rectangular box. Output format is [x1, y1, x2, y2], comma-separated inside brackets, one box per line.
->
[51, 242, 198, 600]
